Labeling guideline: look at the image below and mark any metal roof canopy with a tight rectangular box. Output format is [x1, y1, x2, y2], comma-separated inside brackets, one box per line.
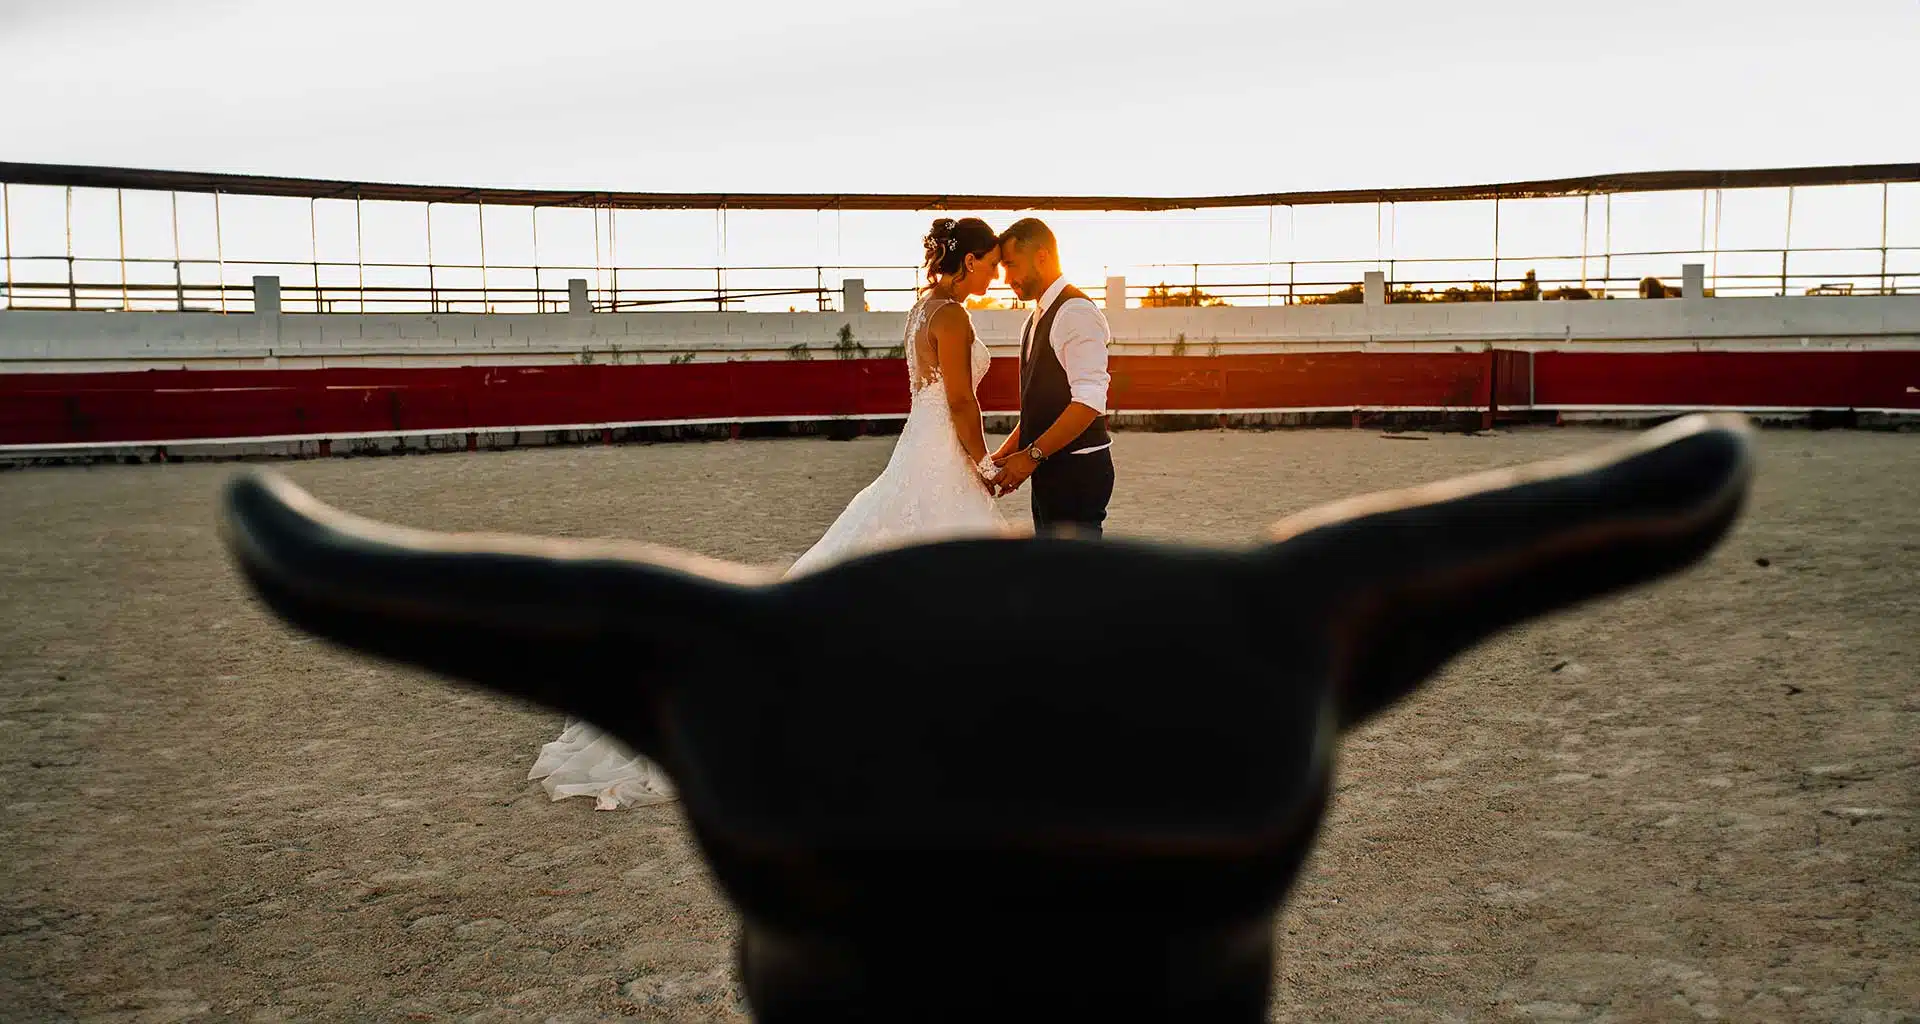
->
[1, 161, 1916, 211]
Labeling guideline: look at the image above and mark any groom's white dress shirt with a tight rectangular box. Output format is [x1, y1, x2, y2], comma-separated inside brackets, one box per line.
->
[1024, 275, 1113, 455]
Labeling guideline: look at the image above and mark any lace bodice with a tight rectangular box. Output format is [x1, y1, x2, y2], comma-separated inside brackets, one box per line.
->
[906, 296, 992, 402]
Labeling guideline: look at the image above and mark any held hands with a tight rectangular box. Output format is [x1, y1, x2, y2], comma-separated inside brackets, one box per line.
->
[974, 456, 1002, 495]
[990, 450, 1039, 497]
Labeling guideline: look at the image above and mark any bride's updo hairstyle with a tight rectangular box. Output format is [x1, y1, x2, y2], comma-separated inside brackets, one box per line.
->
[922, 217, 999, 287]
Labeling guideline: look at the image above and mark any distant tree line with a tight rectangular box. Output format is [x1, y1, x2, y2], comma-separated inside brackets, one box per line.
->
[1051, 270, 1716, 311]
[1139, 283, 1230, 307]
[1139, 270, 1709, 307]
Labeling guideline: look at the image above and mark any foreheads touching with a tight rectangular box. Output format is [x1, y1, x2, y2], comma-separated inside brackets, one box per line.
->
[922, 218, 1003, 298]
[997, 218, 1059, 302]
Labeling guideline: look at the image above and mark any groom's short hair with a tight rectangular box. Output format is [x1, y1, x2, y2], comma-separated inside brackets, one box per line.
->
[999, 218, 1056, 256]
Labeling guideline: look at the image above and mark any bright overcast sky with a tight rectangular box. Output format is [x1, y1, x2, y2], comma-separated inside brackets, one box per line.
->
[3, 0, 1915, 310]
[4, 0, 1916, 196]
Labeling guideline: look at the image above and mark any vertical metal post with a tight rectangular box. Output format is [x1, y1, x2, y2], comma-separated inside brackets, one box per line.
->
[66, 185, 76, 309]
[1698, 188, 1708, 257]
[310, 197, 320, 314]
[716, 206, 726, 311]
[2, 182, 12, 310]
[1490, 195, 1500, 303]
[171, 190, 184, 310]
[426, 202, 436, 312]
[1602, 193, 1612, 297]
[478, 202, 489, 313]
[1386, 202, 1396, 290]
[354, 196, 365, 313]
[116, 188, 129, 310]
[1266, 205, 1274, 306]
[1580, 194, 1590, 291]
[1286, 205, 1295, 304]
[1881, 182, 1891, 295]
[1781, 186, 1794, 296]
[531, 206, 541, 311]
[610, 207, 619, 312]
[215, 191, 227, 313]
[593, 205, 603, 311]
[1711, 188, 1723, 295]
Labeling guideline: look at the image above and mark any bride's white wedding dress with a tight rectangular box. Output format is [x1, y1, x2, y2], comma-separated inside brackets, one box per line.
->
[529, 295, 1010, 809]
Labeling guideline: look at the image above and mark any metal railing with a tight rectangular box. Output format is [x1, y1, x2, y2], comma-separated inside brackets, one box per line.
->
[1120, 245, 1919, 305]
[0, 259, 908, 314]
[4, 162, 1916, 314]
[0, 247, 1912, 314]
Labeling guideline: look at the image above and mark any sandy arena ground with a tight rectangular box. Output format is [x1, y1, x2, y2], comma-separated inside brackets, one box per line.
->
[1, 426, 1915, 1022]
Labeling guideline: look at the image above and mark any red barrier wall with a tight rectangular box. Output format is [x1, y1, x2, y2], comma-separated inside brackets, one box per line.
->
[1, 349, 1914, 447]
[0, 353, 1493, 446]
[1105, 352, 1492, 412]
[1531, 350, 1920, 411]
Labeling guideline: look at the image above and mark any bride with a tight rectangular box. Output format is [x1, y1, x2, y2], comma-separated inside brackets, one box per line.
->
[528, 217, 1014, 809]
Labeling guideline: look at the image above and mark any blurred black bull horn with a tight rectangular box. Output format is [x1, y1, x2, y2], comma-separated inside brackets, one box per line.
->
[220, 413, 1754, 1023]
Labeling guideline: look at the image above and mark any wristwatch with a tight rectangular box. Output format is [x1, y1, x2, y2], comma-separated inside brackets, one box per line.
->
[1025, 444, 1048, 463]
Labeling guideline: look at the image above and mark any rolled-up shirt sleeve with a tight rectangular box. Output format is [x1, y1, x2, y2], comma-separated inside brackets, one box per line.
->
[1050, 298, 1111, 414]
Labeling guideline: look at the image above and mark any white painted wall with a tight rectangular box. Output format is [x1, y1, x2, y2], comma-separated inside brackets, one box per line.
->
[3, 296, 1917, 372]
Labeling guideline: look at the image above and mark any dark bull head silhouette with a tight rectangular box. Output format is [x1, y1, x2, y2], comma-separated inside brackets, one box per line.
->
[220, 413, 1754, 1022]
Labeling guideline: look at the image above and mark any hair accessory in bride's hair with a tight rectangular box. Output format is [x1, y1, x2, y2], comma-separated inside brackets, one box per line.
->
[922, 216, 999, 286]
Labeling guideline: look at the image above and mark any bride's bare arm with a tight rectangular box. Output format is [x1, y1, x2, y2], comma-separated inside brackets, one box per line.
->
[928, 303, 991, 467]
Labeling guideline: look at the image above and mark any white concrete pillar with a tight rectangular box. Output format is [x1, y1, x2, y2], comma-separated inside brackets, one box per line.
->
[1682, 263, 1706, 299]
[252, 275, 281, 346]
[843, 278, 866, 313]
[1105, 275, 1127, 312]
[1363, 271, 1386, 307]
[253, 275, 281, 316]
[568, 278, 591, 314]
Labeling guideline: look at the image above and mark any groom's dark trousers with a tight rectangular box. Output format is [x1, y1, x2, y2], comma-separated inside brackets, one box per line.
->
[1030, 448, 1115, 538]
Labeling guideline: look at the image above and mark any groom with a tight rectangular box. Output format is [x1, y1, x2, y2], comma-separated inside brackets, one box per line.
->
[989, 218, 1116, 537]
